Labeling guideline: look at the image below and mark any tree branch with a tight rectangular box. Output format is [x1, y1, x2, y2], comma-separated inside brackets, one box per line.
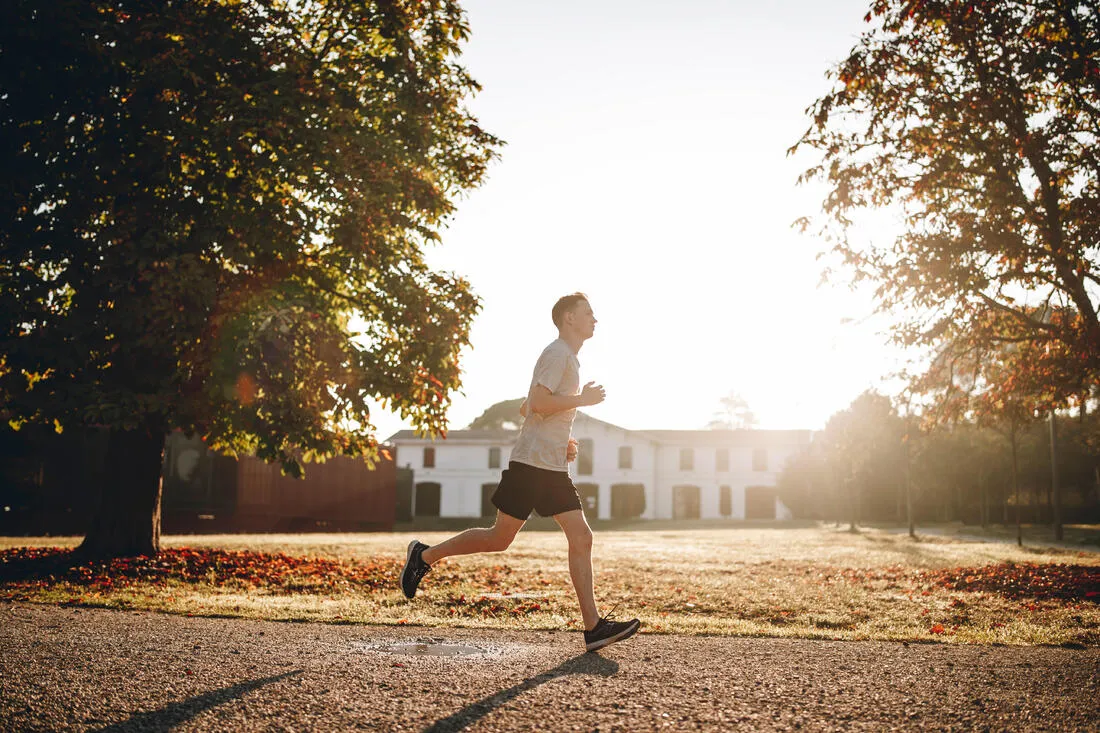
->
[977, 292, 1059, 333]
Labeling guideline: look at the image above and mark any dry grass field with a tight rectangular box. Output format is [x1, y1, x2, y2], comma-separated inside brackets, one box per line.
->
[2, 525, 1098, 646]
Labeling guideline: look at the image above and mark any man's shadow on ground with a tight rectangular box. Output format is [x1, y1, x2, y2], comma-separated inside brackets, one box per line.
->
[93, 671, 301, 732]
[424, 653, 619, 733]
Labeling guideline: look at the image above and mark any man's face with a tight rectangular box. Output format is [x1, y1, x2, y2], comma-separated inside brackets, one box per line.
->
[570, 300, 597, 338]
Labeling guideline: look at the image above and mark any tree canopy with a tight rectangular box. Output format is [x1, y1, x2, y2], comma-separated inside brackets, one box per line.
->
[1, 0, 500, 473]
[465, 397, 525, 431]
[793, 0, 1100, 423]
[707, 391, 758, 430]
[1, 0, 500, 556]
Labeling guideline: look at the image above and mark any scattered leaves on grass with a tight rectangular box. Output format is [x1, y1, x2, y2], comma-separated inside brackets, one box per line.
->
[921, 563, 1100, 602]
[0, 546, 396, 596]
[806, 562, 1100, 603]
[0, 547, 522, 601]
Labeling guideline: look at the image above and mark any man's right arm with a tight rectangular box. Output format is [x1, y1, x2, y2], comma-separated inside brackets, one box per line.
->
[527, 381, 605, 416]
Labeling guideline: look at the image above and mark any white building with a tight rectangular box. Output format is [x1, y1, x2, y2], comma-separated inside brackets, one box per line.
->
[389, 414, 811, 521]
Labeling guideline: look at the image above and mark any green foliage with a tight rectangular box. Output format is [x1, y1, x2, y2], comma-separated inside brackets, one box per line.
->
[465, 397, 525, 431]
[0, 0, 500, 475]
[793, 0, 1100, 424]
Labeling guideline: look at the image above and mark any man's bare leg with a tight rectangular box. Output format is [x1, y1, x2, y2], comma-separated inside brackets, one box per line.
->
[553, 509, 600, 631]
[421, 511, 525, 565]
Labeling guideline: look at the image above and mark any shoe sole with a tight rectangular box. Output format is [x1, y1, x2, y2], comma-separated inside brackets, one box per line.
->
[400, 539, 421, 599]
[585, 619, 641, 653]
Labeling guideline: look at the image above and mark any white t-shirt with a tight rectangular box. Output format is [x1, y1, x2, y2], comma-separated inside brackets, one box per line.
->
[509, 338, 581, 472]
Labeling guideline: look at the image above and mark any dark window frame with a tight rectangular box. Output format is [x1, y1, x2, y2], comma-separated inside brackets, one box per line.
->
[423, 446, 435, 468]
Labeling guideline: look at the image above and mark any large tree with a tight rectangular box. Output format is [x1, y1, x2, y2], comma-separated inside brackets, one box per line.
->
[466, 397, 526, 431]
[793, 0, 1100, 419]
[706, 391, 758, 430]
[776, 391, 905, 527]
[0, 0, 499, 557]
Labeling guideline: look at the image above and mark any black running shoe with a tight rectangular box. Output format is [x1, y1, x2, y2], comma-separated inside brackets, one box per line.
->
[400, 540, 431, 599]
[584, 608, 641, 652]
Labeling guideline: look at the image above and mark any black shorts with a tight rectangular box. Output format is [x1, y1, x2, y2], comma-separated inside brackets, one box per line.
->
[491, 461, 583, 520]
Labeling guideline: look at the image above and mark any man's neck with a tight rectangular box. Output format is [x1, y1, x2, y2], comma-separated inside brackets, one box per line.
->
[558, 331, 585, 354]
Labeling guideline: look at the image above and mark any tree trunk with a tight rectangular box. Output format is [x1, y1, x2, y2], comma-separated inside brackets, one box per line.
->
[849, 473, 858, 530]
[78, 428, 166, 559]
[848, 476, 858, 533]
[1011, 429, 1022, 548]
[979, 463, 988, 530]
[1050, 411, 1063, 541]
[905, 435, 915, 539]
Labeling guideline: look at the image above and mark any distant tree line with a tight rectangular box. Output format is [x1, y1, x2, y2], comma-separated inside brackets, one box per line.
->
[777, 390, 1100, 528]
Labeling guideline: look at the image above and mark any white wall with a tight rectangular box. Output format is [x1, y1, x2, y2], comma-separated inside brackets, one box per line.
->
[398, 441, 512, 518]
[652, 443, 805, 519]
[569, 417, 657, 520]
[392, 423, 810, 521]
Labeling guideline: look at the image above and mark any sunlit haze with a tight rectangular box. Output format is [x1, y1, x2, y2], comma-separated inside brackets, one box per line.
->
[371, 0, 912, 441]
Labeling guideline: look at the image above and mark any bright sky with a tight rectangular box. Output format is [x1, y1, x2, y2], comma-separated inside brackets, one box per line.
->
[373, 0, 912, 441]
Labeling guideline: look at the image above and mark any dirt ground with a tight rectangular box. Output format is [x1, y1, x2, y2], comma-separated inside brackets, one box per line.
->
[2, 601, 1098, 732]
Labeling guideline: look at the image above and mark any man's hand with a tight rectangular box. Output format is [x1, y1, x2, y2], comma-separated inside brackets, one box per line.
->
[579, 381, 606, 406]
[519, 398, 529, 418]
[566, 437, 578, 463]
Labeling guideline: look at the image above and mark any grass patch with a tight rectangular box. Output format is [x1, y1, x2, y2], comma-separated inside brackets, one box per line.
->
[2, 526, 1098, 646]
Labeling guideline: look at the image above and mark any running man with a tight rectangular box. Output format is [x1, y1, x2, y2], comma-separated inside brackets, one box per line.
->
[400, 293, 641, 652]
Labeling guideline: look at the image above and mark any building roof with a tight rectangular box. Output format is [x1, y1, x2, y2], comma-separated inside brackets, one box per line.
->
[640, 429, 813, 447]
[386, 428, 518, 444]
[388, 421, 811, 447]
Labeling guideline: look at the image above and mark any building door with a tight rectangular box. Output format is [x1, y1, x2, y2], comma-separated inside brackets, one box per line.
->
[575, 483, 599, 519]
[481, 483, 498, 517]
[673, 485, 701, 520]
[414, 482, 441, 517]
[610, 483, 646, 519]
[745, 486, 776, 519]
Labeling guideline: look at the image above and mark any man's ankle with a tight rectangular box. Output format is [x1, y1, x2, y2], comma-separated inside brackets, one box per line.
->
[420, 547, 435, 565]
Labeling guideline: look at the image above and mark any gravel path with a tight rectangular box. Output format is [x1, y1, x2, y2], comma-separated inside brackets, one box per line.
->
[2, 601, 1099, 732]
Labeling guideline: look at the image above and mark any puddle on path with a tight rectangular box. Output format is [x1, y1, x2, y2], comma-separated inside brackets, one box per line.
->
[360, 637, 510, 658]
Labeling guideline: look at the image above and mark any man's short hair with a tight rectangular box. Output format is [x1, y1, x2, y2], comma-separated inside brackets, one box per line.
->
[552, 292, 589, 328]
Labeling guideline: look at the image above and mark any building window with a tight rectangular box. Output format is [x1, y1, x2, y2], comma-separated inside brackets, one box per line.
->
[618, 446, 633, 469]
[752, 448, 768, 472]
[577, 438, 594, 475]
[489, 447, 501, 469]
[716, 448, 729, 472]
[423, 446, 435, 468]
[679, 448, 694, 471]
[720, 485, 732, 517]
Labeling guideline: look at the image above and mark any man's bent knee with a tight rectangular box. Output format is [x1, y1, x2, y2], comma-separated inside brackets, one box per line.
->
[487, 528, 517, 552]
